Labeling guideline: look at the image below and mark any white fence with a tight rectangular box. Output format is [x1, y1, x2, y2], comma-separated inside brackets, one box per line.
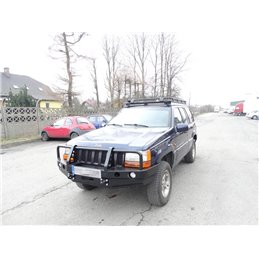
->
[0, 107, 118, 139]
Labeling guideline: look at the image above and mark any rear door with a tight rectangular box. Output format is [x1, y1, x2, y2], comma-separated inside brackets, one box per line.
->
[172, 107, 186, 163]
[179, 107, 195, 153]
[47, 118, 66, 138]
[60, 118, 74, 138]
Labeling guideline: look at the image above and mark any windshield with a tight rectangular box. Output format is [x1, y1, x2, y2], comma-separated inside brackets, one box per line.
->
[108, 106, 171, 128]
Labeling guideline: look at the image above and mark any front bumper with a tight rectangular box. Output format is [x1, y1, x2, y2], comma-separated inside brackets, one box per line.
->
[57, 161, 159, 187]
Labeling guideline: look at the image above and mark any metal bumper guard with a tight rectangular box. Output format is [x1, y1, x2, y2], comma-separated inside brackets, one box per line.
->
[57, 145, 159, 187]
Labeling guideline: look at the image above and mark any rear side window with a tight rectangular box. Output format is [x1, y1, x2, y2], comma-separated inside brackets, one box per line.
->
[77, 117, 89, 124]
[185, 107, 194, 123]
[179, 107, 189, 124]
[65, 118, 73, 126]
[88, 116, 97, 123]
[173, 108, 183, 125]
[97, 116, 105, 123]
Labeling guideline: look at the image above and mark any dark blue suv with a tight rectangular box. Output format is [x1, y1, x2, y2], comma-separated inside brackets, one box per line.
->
[57, 98, 197, 206]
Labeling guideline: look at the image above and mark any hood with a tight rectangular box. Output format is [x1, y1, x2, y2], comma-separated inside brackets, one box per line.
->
[66, 125, 168, 150]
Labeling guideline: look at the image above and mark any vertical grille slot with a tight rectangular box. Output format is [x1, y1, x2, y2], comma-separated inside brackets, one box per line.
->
[75, 148, 108, 167]
[110, 152, 124, 168]
[91, 150, 95, 164]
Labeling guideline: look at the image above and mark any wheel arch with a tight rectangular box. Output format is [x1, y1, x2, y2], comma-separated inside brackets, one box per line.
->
[160, 151, 175, 169]
[70, 131, 79, 138]
[41, 130, 48, 136]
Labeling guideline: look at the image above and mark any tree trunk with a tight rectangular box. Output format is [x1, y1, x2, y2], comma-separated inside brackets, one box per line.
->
[92, 59, 100, 109]
[63, 33, 73, 108]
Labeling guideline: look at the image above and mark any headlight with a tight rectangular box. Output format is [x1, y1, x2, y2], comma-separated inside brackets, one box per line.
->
[63, 146, 73, 162]
[124, 150, 151, 169]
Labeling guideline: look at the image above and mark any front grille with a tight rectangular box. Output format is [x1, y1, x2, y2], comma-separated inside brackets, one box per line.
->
[74, 148, 125, 168]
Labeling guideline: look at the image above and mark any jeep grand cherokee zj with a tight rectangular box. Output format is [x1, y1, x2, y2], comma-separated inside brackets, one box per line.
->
[57, 98, 197, 206]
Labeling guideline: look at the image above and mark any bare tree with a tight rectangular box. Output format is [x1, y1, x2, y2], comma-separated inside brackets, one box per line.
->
[69, 51, 100, 109]
[151, 33, 189, 98]
[49, 32, 86, 108]
[164, 34, 189, 97]
[129, 33, 150, 98]
[103, 36, 120, 107]
[159, 33, 166, 96]
[127, 37, 138, 98]
[150, 36, 159, 97]
[89, 58, 100, 109]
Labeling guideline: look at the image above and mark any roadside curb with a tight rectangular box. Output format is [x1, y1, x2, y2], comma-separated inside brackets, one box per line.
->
[0, 137, 41, 149]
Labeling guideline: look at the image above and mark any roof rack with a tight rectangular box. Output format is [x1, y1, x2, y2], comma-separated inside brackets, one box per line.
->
[125, 97, 186, 107]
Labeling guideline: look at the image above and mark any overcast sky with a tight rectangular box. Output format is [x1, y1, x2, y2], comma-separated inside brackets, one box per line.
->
[1, 0, 258, 107]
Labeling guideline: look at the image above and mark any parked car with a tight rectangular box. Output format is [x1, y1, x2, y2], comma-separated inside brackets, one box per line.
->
[87, 114, 112, 129]
[57, 98, 197, 207]
[246, 110, 259, 120]
[41, 116, 95, 141]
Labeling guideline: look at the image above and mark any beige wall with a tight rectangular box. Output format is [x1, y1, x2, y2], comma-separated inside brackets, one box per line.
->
[39, 100, 62, 109]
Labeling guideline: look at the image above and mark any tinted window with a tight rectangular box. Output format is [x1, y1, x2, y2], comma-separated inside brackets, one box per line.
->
[173, 108, 183, 125]
[185, 107, 194, 122]
[179, 107, 189, 123]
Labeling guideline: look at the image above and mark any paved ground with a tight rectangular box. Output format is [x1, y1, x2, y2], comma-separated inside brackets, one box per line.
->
[1, 113, 258, 225]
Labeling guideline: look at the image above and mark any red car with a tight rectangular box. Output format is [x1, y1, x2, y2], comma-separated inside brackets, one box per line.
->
[41, 116, 96, 141]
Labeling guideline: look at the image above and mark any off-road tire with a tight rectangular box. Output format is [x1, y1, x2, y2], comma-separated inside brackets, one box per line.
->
[41, 132, 49, 141]
[146, 161, 172, 206]
[70, 132, 79, 139]
[76, 182, 96, 191]
[184, 141, 196, 163]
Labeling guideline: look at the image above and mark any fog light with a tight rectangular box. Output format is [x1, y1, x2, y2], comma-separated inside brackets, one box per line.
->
[129, 172, 136, 179]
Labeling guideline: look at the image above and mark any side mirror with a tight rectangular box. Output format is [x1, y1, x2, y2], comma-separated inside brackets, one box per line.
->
[176, 123, 188, 132]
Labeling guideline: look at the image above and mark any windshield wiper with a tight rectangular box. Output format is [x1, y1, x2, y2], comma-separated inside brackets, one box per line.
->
[124, 123, 149, 128]
[107, 123, 122, 127]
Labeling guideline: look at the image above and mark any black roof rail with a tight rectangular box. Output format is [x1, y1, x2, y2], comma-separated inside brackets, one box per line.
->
[125, 97, 186, 107]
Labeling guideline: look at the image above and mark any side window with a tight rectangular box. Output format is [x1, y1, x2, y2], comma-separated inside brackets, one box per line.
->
[65, 118, 73, 126]
[173, 108, 183, 125]
[54, 118, 66, 126]
[179, 107, 190, 124]
[97, 116, 105, 123]
[185, 107, 194, 123]
[88, 116, 94, 122]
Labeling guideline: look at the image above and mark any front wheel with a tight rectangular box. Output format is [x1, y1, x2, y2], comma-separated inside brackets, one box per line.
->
[76, 182, 96, 190]
[70, 132, 79, 139]
[252, 115, 258, 120]
[41, 132, 49, 141]
[146, 161, 173, 206]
